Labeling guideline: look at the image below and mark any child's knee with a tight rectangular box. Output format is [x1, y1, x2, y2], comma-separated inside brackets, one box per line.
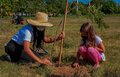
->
[78, 46, 86, 52]
[87, 47, 97, 56]
[88, 47, 95, 52]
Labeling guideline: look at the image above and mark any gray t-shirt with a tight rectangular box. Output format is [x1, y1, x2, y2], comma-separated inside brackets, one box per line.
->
[80, 35, 102, 46]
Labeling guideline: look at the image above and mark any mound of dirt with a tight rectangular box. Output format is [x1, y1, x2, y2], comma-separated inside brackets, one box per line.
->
[51, 65, 91, 77]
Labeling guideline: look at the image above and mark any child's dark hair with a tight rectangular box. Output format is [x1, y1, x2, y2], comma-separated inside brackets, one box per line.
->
[32, 26, 45, 49]
[80, 22, 96, 47]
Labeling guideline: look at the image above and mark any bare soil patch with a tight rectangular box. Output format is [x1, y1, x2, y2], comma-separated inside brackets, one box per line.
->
[51, 65, 91, 77]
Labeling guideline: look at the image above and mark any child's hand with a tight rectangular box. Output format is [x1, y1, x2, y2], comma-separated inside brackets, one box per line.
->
[86, 42, 93, 47]
[73, 63, 80, 68]
[87, 44, 92, 47]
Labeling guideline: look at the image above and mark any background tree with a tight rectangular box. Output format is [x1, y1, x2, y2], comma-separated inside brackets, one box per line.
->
[0, 0, 47, 17]
[78, 2, 88, 15]
[0, 0, 12, 17]
[101, 0, 119, 14]
[70, 1, 78, 15]
[46, 0, 66, 16]
[0, 0, 120, 17]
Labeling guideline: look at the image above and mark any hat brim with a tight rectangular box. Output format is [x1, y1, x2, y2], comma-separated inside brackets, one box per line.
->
[27, 19, 53, 27]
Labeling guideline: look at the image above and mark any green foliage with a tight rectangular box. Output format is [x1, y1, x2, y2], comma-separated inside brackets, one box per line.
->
[1, 0, 120, 17]
[76, 1, 108, 28]
[101, 0, 119, 14]
[0, 0, 12, 17]
[87, 5, 109, 28]
[46, 0, 66, 16]
[78, 3, 88, 15]
[0, 0, 66, 17]
[0, 0, 47, 16]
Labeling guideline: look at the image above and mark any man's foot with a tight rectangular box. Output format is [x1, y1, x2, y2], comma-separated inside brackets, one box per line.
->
[2, 55, 11, 62]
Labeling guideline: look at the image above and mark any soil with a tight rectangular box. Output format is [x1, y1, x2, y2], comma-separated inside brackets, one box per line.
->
[51, 65, 91, 77]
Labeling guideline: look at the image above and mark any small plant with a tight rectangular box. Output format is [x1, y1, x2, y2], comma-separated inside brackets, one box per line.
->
[87, 5, 109, 29]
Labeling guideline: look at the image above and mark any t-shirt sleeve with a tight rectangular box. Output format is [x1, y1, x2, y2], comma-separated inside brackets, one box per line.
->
[23, 30, 32, 42]
[96, 36, 102, 45]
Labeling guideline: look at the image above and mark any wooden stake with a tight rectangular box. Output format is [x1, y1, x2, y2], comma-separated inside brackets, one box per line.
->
[58, 0, 68, 66]
[49, 20, 63, 62]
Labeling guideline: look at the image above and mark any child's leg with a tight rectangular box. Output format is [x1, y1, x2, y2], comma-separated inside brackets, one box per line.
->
[87, 47, 102, 68]
[77, 46, 87, 60]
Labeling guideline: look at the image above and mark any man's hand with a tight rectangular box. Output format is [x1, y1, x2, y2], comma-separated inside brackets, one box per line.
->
[57, 31, 65, 40]
[42, 58, 52, 66]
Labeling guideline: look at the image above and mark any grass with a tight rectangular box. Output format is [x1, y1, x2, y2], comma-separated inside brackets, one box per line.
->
[0, 15, 120, 77]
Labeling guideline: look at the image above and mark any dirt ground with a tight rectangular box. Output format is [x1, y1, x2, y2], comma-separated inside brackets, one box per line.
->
[51, 65, 91, 77]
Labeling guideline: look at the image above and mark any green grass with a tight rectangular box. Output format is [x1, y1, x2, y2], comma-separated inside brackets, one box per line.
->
[0, 16, 120, 77]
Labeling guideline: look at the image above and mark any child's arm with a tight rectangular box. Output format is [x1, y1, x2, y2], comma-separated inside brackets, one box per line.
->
[96, 42, 105, 53]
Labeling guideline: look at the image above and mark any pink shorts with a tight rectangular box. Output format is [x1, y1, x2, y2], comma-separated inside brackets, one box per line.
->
[78, 46, 102, 64]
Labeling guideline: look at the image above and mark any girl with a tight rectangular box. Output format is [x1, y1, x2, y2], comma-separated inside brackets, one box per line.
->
[5, 12, 64, 65]
[75, 22, 105, 68]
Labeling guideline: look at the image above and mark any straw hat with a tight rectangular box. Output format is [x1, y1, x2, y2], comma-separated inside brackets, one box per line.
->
[27, 12, 53, 27]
